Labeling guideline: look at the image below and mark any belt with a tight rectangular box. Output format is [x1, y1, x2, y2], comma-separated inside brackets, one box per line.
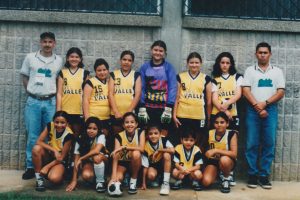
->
[28, 93, 56, 100]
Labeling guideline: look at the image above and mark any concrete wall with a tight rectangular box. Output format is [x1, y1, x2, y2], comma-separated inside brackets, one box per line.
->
[0, 1, 299, 181]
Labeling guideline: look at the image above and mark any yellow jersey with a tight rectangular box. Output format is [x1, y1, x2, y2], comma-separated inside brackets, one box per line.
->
[115, 129, 143, 161]
[47, 122, 73, 152]
[208, 129, 236, 151]
[173, 144, 203, 170]
[176, 71, 211, 120]
[144, 137, 171, 164]
[110, 69, 140, 115]
[60, 68, 89, 115]
[211, 74, 242, 116]
[86, 77, 110, 120]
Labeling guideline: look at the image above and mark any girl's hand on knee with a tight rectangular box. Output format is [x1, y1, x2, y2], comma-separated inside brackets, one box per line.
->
[74, 159, 82, 171]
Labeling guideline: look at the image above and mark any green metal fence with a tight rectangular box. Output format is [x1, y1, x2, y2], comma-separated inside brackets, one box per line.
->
[183, 0, 300, 21]
[0, 0, 163, 15]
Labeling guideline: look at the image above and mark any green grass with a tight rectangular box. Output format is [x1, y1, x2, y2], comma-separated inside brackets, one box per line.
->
[0, 191, 106, 200]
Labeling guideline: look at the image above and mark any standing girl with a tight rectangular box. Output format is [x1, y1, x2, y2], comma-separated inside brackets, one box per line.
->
[32, 111, 73, 192]
[138, 40, 177, 136]
[109, 50, 141, 135]
[83, 58, 110, 136]
[173, 52, 212, 148]
[56, 47, 90, 137]
[109, 112, 145, 195]
[211, 52, 243, 131]
[202, 112, 238, 193]
[66, 117, 108, 192]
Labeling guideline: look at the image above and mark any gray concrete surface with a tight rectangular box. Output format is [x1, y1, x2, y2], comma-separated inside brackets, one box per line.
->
[1, 170, 300, 200]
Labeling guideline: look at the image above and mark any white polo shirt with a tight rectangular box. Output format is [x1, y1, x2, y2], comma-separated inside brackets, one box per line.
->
[20, 50, 63, 96]
[242, 64, 285, 102]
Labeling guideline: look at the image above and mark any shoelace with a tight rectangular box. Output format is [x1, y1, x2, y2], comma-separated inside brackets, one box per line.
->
[223, 180, 229, 187]
[37, 178, 44, 186]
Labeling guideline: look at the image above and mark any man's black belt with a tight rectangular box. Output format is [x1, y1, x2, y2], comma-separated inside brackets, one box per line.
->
[28, 93, 56, 100]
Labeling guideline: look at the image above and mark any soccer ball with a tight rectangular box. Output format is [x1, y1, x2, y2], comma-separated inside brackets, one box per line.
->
[107, 181, 123, 196]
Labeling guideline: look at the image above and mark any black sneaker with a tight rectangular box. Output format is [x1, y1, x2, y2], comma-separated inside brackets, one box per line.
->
[258, 176, 272, 189]
[22, 168, 35, 180]
[128, 183, 137, 194]
[247, 175, 258, 188]
[170, 180, 182, 190]
[220, 180, 230, 193]
[35, 177, 46, 192]
[96, 182, 106, 193]
[192, 181, 203, 191]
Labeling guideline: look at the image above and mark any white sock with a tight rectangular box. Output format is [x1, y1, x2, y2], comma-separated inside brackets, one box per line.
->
[163, 172, 170, 184]
[35, 173, 41, 179]
[94, 162, 105, 183]
[130, 178, 137, 186]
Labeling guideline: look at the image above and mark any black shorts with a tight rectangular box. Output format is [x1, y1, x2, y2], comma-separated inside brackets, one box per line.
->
[100, 119, 111, 130]
[210, 114, 240, 131]
[119, 160, 130, 169]
[110, 115, 123, 127]
[149, 160, 164, 172]
[68, 114, 84, 125]
[177, 118, 207, 133]
[205, 157, 236, 170]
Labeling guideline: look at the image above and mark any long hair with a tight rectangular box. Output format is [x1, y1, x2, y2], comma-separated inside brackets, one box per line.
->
[77, 117, 102, 156]
[212, 52, 237, 77]
[64, 47, 84, 68]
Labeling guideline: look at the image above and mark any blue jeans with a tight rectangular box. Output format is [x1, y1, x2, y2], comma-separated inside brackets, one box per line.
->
[24, 96, 56, 169]
[245, 104, 278, 177]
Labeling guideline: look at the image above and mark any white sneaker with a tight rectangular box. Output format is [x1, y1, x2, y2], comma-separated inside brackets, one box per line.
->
[228, 171, 236, 186]
[160, 182, 170, 195]
[96, 182, 106, 193]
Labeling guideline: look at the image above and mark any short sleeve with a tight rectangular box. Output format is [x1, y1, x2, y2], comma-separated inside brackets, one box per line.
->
[236, 74, 244, 87]
[242, 68, 252, 87]
[134, 71, 140, 81]
[173, 150, 180, 163]
[211, 79, 218, 93]
[63, 134, 73, 145]
[141, 154, 149, 168]
[193, 151, 203, 165]
[96, 134, 106, 147]
[165, 140, 173, 148]
[115, 134, 122, 145]
[74, 142, 80, 154]
[84, 79, 93, 88]
[276, 68, 285, 89]
[20, 54, 31, 76]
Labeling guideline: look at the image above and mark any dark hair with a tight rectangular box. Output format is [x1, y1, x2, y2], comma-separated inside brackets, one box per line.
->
[146, 123, 162, 135]
[64, 47, 84, 68]
[93, 58, 109, 71]
[151, 40, 167, 51]
[256, 42, 271, 53]
[78, 117, 103, 155]
[52, 111, 69, 123]
[122, 112, 138, 124]
[212, 52, 237, 77]
[40, 32, 55, 40]
[120, 50, 135, 62]
[187, 52, 202, 63]
[180, 127, 197, 140]
[214, 112, 230, 123]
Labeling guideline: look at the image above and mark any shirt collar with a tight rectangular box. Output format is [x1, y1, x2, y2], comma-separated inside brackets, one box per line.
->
[35, 50, 56, 64]
[255, 63, 273, 73]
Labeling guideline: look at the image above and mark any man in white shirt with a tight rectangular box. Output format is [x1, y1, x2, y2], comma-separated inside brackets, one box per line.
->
[243, 42, 285, 189]
[20, 32, 63, 179]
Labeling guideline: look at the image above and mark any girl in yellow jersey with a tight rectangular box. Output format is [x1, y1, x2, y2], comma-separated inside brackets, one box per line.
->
[141, 124, 174, 195]
[32, 111, 73, 192]
[202, 112, 238, 193]
[173, 52, 212, 148]
[109, 112, 145, 195]
[211, 52, 243, 131]
[66, 117, 108, 193]
[109, 50, 141, 135]
[57, 47, 90, 137]
[171, 128, 203, 191]
[83, 58, 110, 136]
